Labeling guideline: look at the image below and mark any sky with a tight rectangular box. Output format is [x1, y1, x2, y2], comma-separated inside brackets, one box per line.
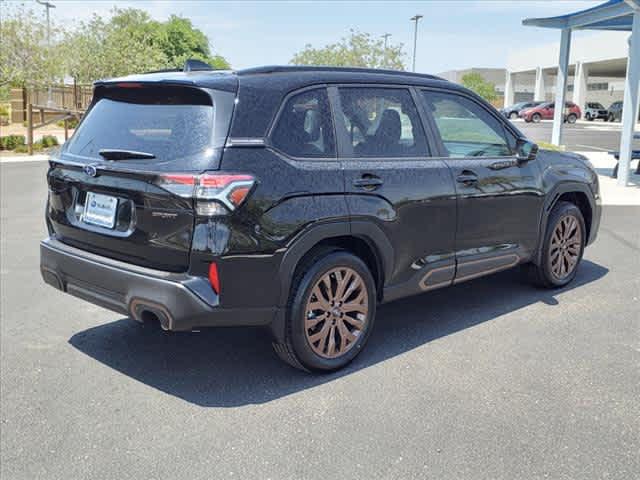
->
[9, 0, 608, 74]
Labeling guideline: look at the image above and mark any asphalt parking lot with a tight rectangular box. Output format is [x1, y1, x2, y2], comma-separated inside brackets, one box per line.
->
[515, 119, 639, 152]
[1, 161, 639, 479]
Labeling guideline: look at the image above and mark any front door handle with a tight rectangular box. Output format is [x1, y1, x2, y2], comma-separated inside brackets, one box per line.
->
[456, 171, 478, 185]
[353, 175, 383, 190]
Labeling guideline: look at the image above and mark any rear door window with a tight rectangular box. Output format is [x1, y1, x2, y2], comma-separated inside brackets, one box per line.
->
[336, 87, 428, 157]
[64, 86, 234, 170]
[270, 88, 335, 158]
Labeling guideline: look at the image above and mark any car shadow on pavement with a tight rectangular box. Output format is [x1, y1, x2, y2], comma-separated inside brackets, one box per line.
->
[69, 260, 608, 407]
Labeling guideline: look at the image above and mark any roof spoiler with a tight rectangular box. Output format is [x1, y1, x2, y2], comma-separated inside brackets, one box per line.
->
[184, 59, 214, 72]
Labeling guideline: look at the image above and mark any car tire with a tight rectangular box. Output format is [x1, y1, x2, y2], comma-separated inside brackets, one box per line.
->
[279, 249, 377, 372]
[567, 113, 578, 124]
[525, 201, 586, 289]
[608, 113, 615, 122]
[532, 113, 542, 123]
[586, 114, 593, 121]
[509, 112, 518, 119]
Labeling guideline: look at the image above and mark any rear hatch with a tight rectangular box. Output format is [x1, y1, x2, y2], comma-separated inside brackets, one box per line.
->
[47, 82, 236, 272]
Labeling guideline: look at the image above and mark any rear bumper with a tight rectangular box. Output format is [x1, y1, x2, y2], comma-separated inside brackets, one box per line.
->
[40, 237, 276, 331]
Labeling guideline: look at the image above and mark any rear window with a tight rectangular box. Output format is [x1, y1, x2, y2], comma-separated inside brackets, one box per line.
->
[64, 86, 234, 169]
[270, 88, 335, 158]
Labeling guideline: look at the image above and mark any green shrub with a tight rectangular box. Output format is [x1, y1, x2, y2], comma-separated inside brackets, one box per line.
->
[41, 135, 59, 148]
[0, 135, 26, 150]
[0, 105, 9, 117]
[56, 117, 79, 129]
[0, 134, 59, 152]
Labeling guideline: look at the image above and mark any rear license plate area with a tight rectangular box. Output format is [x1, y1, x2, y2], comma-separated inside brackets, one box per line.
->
[83, 192, 118, 229]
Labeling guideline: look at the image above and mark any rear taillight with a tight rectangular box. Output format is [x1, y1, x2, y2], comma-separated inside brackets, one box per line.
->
[157, 173, 255, 216]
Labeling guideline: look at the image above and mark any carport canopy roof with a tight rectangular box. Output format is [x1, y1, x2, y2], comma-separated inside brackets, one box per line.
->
[523, 0, 638, 31]
[521, 0, 640, 187]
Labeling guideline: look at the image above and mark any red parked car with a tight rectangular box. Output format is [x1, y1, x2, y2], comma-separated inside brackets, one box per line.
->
[520, 101, 581, 124]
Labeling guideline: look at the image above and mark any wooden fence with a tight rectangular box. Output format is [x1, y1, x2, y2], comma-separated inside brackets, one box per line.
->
[10, 85, 92, 124]
[26, 104, 84, 155]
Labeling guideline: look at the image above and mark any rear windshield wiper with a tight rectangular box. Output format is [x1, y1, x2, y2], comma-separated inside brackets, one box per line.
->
[98, 149, 156, 160]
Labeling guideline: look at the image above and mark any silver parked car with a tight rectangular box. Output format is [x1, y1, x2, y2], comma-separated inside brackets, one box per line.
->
[584, 102, 609, 121]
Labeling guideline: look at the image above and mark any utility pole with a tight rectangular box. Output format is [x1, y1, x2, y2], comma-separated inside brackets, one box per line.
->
[381, 33, 391, 67]
[410, 14, 423, 72]
[36, 0, 56, 106]
[382, 33, 391, 49]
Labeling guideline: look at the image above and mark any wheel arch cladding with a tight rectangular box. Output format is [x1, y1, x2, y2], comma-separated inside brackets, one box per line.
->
[278, 222, 393, 308]
[556, 191, 592, 241]
[293, 236, 384, 301]
[536, 183, 595, 265]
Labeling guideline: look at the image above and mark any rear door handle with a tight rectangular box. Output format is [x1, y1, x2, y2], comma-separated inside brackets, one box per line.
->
[456, 171, 478, 185]
[353, 176, 383, 190]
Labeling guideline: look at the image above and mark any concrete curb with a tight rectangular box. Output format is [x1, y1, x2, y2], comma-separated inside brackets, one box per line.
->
[0, 154, 50, 163]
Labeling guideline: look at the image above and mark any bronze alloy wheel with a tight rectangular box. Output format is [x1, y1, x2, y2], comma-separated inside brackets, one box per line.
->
[304, 267, 369, 359]
[549, 214, 582, 280]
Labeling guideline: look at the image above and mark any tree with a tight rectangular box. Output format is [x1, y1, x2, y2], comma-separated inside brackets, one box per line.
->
[291, 30, 406, 70]
[0, 6, 65, 89]
[157, 15, 228, 69]
[461, 72, 497, 102]
[60, 8, 230, 84]
[62, 9, 168, 83]
[0, 4, 230, 101]
[60, 14, 109, 85]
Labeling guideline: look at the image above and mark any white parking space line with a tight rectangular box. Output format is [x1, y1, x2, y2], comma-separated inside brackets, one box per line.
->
[575, 145, 611, 152]
[583, 125, 620, 131]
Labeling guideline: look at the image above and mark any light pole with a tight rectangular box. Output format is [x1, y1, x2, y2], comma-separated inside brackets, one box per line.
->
[36, 0, 56, 106]
[381, 33, 391, 67]
[410, 14, 423, 72]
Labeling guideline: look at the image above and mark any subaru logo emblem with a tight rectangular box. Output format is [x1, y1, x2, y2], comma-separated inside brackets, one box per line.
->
[84, 165, 98, 177]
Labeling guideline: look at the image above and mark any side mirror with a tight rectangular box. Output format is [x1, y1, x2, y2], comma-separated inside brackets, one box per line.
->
[516, 139, 538, 164]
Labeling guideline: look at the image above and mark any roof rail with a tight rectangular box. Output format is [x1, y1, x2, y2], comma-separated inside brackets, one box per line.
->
[184, 59, 214, 72]
[237, 65, 444, 80]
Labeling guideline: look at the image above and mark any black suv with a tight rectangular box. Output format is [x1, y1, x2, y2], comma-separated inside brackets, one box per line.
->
[41, 63, 601, 372]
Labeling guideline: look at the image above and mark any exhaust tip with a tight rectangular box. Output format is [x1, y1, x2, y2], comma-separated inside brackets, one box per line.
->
[130, 298, 173, 330]
[41, 268, 63, 291]
[139, 309, 159, 324]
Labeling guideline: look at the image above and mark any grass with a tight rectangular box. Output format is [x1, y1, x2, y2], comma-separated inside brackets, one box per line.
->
[536, 141, 564, 151]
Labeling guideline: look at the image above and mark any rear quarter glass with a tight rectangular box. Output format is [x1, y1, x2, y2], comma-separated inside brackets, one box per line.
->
[62, 86, 235, 172]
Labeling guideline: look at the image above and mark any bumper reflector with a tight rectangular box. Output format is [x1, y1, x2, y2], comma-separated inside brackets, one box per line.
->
[208, 262, 220, 294]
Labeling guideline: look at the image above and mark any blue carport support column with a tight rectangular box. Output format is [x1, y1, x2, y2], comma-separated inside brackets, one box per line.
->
[617, 10, 640, 186]
[552, 28, 572, 146]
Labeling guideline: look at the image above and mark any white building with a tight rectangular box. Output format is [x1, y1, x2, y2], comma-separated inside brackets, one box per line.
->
[505, 30, 629, 108]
